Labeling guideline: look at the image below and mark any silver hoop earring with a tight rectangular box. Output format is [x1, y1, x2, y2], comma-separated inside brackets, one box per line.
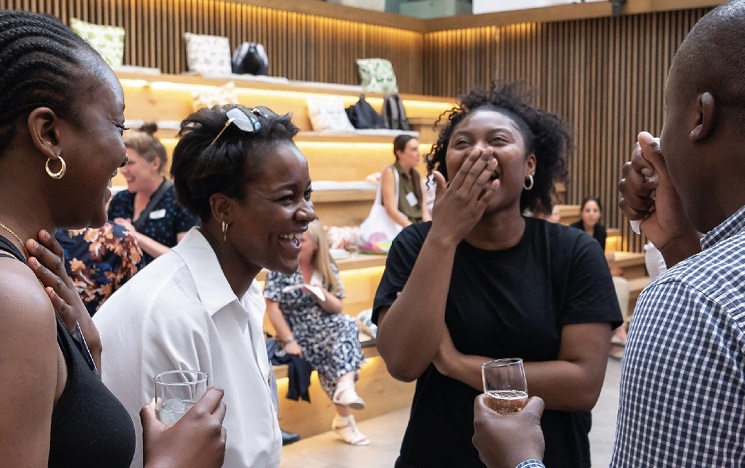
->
[523, 175, 534, 191]
[221, 221, 229, 242]
[45, 156, 66, 180]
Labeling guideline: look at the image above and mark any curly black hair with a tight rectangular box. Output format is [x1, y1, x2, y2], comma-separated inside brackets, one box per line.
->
[171, 104, 300, 222]
[426, 81, 571, 214]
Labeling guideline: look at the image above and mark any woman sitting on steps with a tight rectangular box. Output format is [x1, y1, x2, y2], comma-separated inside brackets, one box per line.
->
[264, 219, 369, 446]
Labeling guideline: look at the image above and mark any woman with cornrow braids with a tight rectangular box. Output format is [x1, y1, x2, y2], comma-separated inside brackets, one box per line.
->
[0, 10, 226, 467]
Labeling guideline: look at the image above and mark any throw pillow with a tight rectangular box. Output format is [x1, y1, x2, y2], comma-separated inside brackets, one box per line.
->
[356, 58, 398, 94]
[184, 33, 232, 76]
[306, 95, 355, 132]
[70, 18, 125, 67]
[191, 81, 239, 111]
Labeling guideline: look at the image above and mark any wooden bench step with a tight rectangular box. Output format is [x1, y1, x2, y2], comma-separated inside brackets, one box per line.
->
[275, 344, 415, 438]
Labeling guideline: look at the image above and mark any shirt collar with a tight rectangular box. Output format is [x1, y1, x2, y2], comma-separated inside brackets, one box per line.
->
[171, 228, 243, 317]
[393, 162, 412, 180]
[701, 204, 745, 251]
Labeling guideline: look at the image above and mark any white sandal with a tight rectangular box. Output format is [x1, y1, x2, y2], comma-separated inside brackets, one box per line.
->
[332, 381, 366, 410]
[332, 414, 370, 446]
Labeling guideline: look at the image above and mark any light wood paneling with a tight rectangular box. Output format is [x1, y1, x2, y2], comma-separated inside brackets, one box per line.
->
[422, 9, 709, 252]
[2, 0, 722, 251]
[0, 0, 424, 93]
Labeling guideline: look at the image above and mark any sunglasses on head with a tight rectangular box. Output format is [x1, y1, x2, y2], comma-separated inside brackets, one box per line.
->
[209, 106, 278, 146]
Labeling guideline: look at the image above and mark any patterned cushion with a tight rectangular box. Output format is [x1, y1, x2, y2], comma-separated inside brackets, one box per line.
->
[306, 95, 355, 132]
[191, 81, 239, 111]
[356, 58, 398, 94]
[184, 33, 232, 75]
[70, 18, 125, 67]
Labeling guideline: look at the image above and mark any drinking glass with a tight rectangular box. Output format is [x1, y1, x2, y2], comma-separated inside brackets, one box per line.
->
[154, 369, 209, 425]
[481, 358, 529, 415]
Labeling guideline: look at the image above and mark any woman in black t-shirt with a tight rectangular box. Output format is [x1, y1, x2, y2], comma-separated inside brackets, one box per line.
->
[372, 82, 622, 468]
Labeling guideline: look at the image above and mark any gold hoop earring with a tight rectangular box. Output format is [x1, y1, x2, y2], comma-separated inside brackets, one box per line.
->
[45, 156, 66, 180]
[222, 221, 229, 242]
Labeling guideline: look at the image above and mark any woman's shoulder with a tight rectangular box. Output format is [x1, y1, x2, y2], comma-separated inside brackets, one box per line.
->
[0, 259, 57, 340]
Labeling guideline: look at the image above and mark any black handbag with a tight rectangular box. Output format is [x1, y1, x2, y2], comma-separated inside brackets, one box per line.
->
[231, 42, 269, 75]
[346, 95, 385, 129]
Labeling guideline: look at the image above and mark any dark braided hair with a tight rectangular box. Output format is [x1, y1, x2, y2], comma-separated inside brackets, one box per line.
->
[0, 10, 97, 155]
[426, 81, 571, 214]
[171, 104, 301, 221]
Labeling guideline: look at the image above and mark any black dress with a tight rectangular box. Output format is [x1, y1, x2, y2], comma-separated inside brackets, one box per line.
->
[0, 235, 136, 467]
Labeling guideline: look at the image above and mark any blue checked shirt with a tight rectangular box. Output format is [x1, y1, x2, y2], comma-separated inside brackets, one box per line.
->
[611, 205, 745, 467]
[516, 460, 545, 468]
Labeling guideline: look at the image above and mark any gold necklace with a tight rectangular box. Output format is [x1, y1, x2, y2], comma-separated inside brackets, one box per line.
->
[0, 222, 29, 259]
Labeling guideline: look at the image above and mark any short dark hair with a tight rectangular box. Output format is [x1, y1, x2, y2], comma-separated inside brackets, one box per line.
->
[171, 105, 300, 222]
[0, 10, 98, 155]
[426, 81, 571, 214]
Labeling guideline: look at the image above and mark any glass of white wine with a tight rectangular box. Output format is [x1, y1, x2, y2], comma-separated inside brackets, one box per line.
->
[481, 358, 529, 415]
[154, 369, 209, 425]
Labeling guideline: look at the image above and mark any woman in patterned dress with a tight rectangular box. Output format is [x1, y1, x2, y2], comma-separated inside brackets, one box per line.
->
[264, 220, 368, 446]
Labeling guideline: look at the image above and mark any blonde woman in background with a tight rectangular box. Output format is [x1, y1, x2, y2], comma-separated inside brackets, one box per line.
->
[264, 220, 369, 446]
[108, 125, 199, 264]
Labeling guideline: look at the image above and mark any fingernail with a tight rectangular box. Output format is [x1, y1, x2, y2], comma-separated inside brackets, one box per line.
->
[30, 239, 39, 249]
[40, 230, 50, 240]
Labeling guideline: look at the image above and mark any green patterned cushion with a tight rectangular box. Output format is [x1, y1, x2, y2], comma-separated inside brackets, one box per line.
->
[184, 33, 232, 76]
[356, 58, 398, 94]
[70, 18, 125, 67]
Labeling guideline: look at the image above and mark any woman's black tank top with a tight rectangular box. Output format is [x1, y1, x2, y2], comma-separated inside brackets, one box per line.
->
[0, 235, 136, 467]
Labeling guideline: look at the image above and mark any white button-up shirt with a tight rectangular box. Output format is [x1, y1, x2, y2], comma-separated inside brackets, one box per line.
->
[95, 228, 281, 468]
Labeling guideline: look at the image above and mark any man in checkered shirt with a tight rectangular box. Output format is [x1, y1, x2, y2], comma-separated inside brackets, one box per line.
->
[473, 1, 745, 466]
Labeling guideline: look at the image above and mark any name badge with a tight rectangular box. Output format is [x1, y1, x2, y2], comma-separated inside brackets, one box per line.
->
[406, 192, 418, 207]
[149, 208, 166, 219]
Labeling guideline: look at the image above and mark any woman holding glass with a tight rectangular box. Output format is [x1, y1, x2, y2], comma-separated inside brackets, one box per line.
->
[372, 83, 622, 468]
[0, 11, 225, 466]
[94, 104, 315, 467]
[264, 219, 368, 446]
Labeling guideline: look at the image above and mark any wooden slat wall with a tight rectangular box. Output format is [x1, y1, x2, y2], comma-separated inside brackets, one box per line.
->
[2, 0, 714, 251]
[423, 10, 708, 252]
[0, 0, 424, 94]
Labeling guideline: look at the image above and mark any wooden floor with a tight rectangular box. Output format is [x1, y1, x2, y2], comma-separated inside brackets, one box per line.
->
[280, 357, 623, 467]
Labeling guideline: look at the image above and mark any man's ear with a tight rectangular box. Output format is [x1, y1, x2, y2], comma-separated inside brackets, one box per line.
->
[690, 91, 715, 142]
[27, 107, 61, 161]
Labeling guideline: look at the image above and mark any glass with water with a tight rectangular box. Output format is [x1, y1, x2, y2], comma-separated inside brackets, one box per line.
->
[154, 369, 209, 425]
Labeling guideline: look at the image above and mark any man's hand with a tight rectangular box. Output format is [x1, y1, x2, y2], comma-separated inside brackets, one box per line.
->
[473, 395, 545, 468]
[618, 132, 701, 266]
